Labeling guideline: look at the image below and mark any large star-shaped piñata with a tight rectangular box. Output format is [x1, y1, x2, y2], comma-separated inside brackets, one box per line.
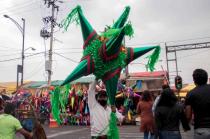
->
[61, 5, 160, 106]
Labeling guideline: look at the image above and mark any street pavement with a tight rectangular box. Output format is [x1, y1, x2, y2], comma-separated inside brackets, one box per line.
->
[16, 125, 194, 139]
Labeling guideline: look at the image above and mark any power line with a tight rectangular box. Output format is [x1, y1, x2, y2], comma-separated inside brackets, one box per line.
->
[126, 36, 210, 47]
[0, 45, 21, 51]
[8, 6, 41, 17]
[0, 59, 44, 68]
[178, 48, 210, 59]
[0, 1, 34, 12]
[25, 62, 44, 80]
[0, 49, 21, 52]
[54, 52, 79, 63]
[0, 1, 39, 15]
[54, 47, 83, 50]
[53, 51, 82, 54]
[0, 52, 45, 62]
[0, 53, 21, 57]
[0, 5, 41, 18]
[166, 36, 210, 44]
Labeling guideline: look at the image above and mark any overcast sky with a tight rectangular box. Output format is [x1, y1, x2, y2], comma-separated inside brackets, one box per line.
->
[0, 0, 210, 84]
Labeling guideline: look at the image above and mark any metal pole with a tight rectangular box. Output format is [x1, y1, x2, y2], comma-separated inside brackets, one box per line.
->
[48, 3, 55, 86]
[174, 50, 180, 100]
[178, 89, 180, 100]
[3, 15, 25, 86]
[165, 43, 170, 84]
[161, 65, 169, 85]
[123, 38, 129, 78]
[16, 65, 19, 90]
[174, 50, 178, 76]
[21, 18, 25, 86]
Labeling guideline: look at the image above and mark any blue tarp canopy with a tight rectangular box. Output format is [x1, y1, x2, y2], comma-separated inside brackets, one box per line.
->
[22, 76, 95, 89]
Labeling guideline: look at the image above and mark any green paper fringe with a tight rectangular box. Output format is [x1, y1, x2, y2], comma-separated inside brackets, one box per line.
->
[124, 22, 134, 38]
[50, 87, 61, 124]
[107, 112, 119, 139]
[61, 5, 82, 31]
[146, 46, 161, 72]
[101, 22, 134, 39]
[65, 84, 71, 104]
[100, 29, 121, 38]
[83, 39, 126, 79]
[59, 84, 70, 112]
[50, 85, 71, 124]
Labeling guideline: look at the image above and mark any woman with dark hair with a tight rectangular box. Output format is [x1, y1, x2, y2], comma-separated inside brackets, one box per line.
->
[137, 90, 155, 139]
[155, 88, 190, 139]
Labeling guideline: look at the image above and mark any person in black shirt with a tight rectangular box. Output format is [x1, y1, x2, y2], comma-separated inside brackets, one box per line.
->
[155, 88, 190, 139]
[185, 68, 210, 139]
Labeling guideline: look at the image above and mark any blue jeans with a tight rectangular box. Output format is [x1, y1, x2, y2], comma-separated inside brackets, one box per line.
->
[159, 131, 181, 139]
[144, 132, 155, 139]
[194, 128, 210, 139]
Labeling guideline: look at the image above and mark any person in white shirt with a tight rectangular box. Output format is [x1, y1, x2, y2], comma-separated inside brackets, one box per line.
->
[88, 79, 124, 139]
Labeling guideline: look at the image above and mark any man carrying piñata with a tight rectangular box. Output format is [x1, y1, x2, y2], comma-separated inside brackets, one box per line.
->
[60, 5, 161, 139]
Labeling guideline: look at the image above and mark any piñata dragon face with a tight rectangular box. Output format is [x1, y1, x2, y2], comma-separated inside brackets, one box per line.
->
[61, 5, 160, 105]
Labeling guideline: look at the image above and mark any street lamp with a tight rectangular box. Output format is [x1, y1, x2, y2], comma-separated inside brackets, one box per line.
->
[16, 47, 35, 90]
[24, 47, 36, 52]
[4, 14, 25, 86]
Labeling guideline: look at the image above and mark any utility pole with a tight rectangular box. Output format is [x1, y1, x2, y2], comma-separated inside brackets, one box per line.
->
[41, 0, 62, 86]
[21, 18, 25, 85]
[48, 2, 55, 86]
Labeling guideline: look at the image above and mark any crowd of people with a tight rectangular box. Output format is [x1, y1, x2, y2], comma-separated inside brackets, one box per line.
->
[135, 68, 210, 139]
[84, 68, 210, 139]
[87, 68, 210, 139]
[0, 68, 210, 139]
